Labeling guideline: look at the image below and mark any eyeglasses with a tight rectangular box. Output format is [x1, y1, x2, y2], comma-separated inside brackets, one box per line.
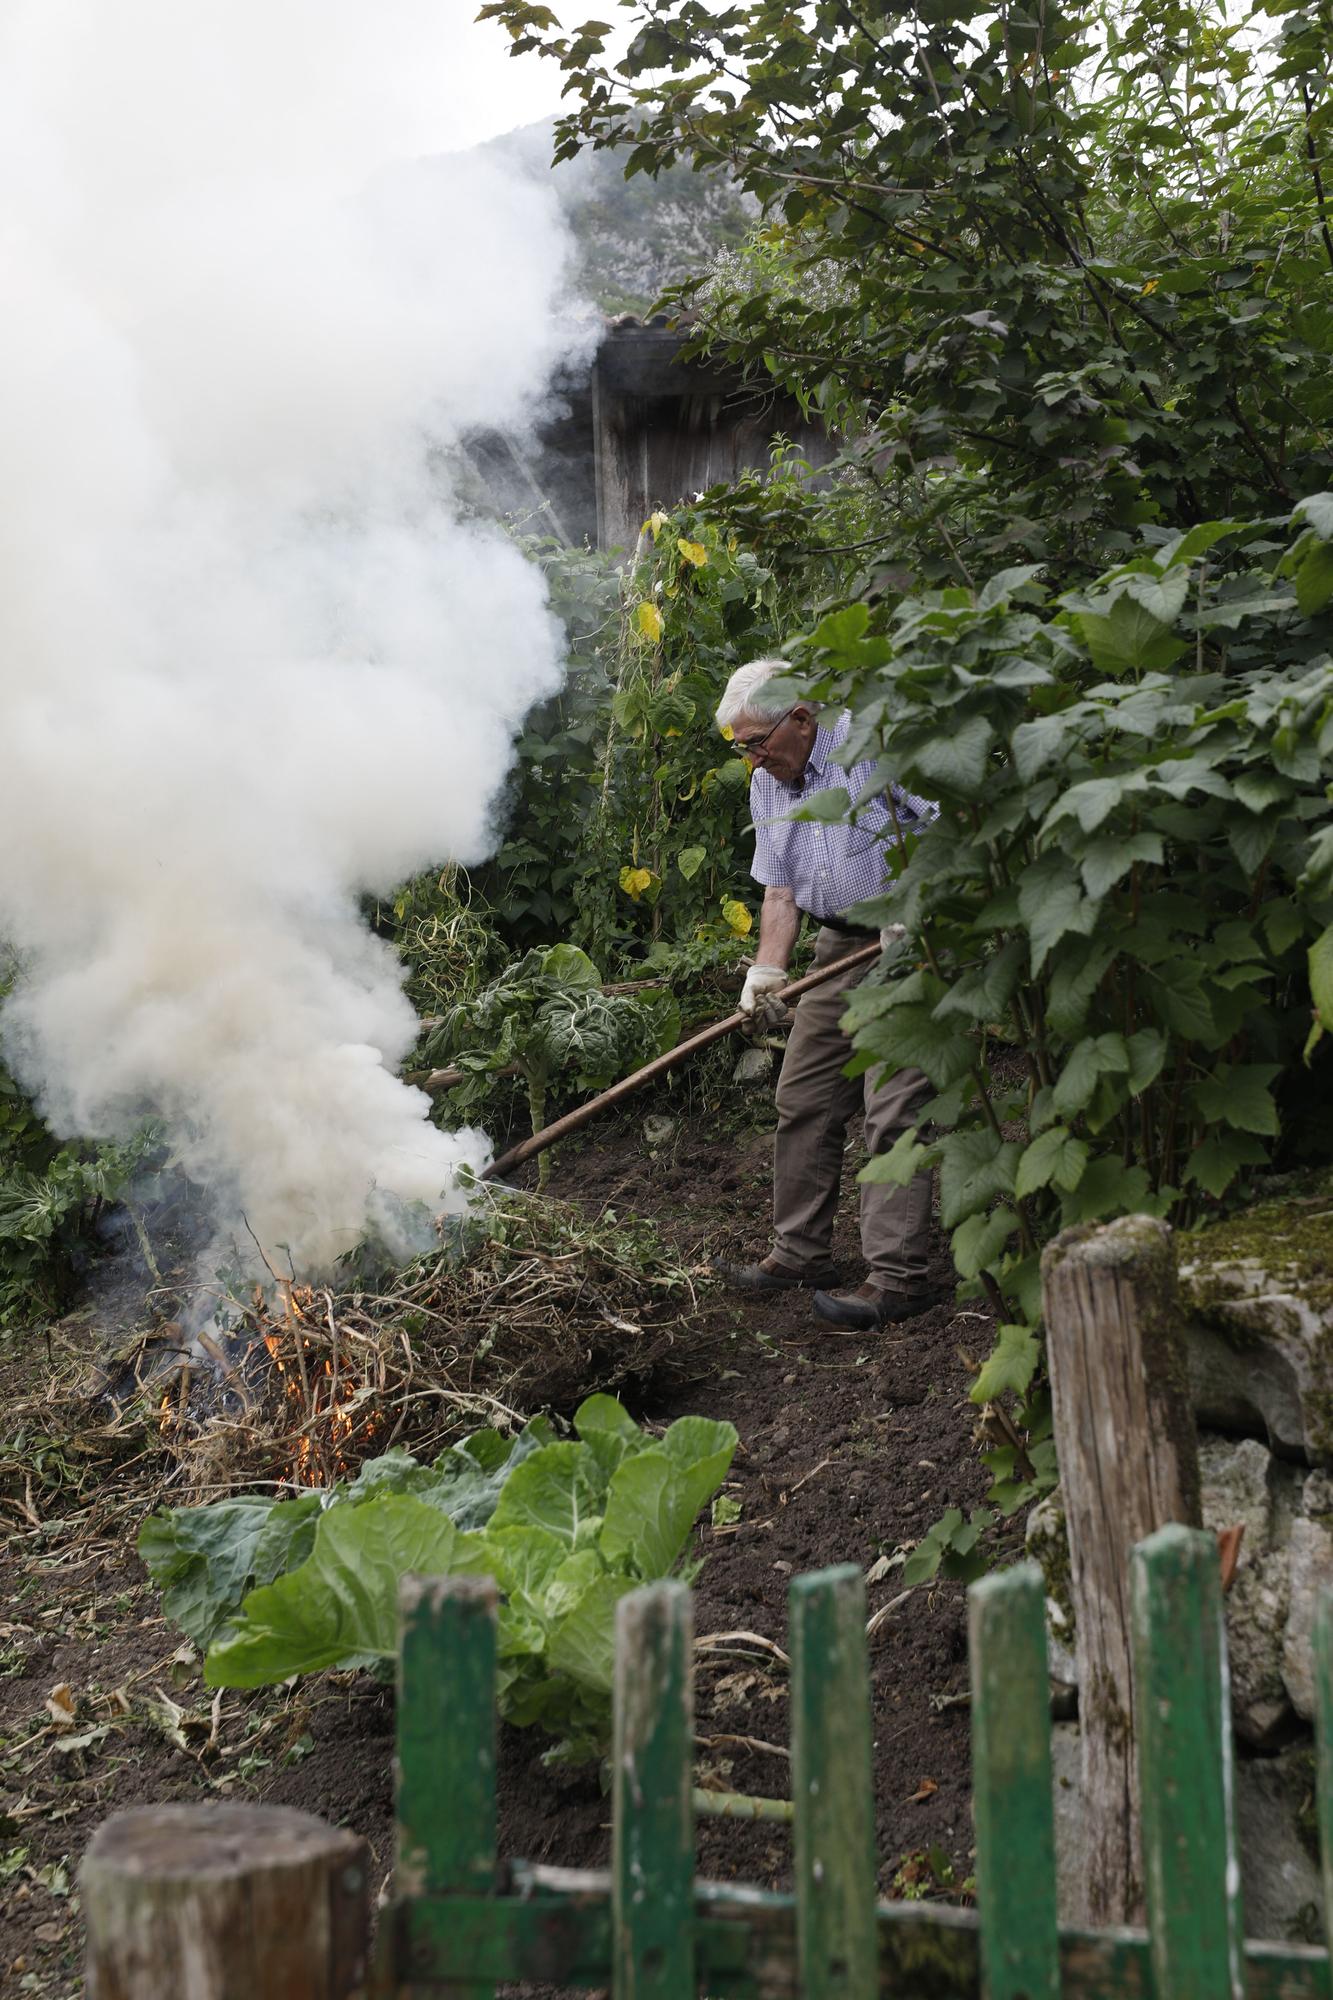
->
[731, 708, 793, 759]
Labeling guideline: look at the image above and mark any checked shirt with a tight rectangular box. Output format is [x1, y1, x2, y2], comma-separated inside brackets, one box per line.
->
[747, 709, 936, 922]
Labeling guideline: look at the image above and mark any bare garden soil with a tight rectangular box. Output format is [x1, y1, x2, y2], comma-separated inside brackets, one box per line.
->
[0, 1097, 1009, 1995]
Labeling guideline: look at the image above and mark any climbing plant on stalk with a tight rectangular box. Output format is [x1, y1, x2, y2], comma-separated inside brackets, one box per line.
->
[474, 470, 859, 977]
[783, 497, 1333, 1508]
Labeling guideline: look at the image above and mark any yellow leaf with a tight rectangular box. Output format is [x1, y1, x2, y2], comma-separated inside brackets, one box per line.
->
[645, 510, 669, 540]
[635, 601, 663, 643]
[718, 722, 734, 741]
[1141, 277, 1159, 295]
[721, 897, 753, 937]
[676, 538, 708, 567]
[727, 534, 738, 554]
[46, 1683, 77, 1730]
[619, 865, 654, 900]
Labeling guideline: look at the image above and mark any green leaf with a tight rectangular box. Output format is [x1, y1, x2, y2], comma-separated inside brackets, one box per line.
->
[790, 786, 852, 822]
[205, 1498, 488, 1688]
[1227, 811, 1279, 877]
[1072, 594, 1187, 677]
[858, 1125, 932, 1186]
[1232, 772, 1291, 814]
[902, 1508, 964, 1587]
[1159, 520, 1241, 568]
[676, 845, 707, 881]
[933, 939, 1026, 1022]
[1148, 975, 1215, 1043]
[355, 1427, 534, 1533]
[1048, 776, 1133, 834]
[572, 1396, 645, 1480]
[1124, 1028, 1167, 1094]
[951, 1205, 1018, 1280]
[1011, 713, 1070, 783]
[573, 1395, 639, 1443]
[490, 1443, 607, 1549]
[1310, 925, 1333, 1028]
[484, 1525, 567, 1602]
[661, 1414, 738, 1486]
[540, 943, 601, 990]
[1184, 1129, 1269, 1199]
[1058, 1156, 1155, 1224]
[138, 1496, 295, 1648]
[1121, 567, 1191, 625]
[903, 1507, 995, 1587]
[1014, 1126, 1089, 1199]
[969, 1324, 1040, 1405]
[905, 714, 994, 796]
[1078, 831, 1163, 900]
[1046, 939, 1116, 1036]
[1293, 493, 1333, 540]
[1189, 1064, 1281, 1136]
[937, 1129, 1021, 1229]
[1018, 854, 1100, 974]
[1052, 1034, 1128, 1117]
[546, 1575, 639, 1694]
[1264, 899, 1308, 956]
[599, 1420, 737, 1578]
[854, 1005, 975, 1089]
[1294, 539, 1333, 616]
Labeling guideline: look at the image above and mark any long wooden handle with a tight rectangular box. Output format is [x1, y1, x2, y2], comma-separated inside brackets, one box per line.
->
[480, 940, 880, 1184]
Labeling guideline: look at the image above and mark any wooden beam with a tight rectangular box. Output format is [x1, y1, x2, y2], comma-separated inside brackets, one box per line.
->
[1041, 1215, 1201, 1929]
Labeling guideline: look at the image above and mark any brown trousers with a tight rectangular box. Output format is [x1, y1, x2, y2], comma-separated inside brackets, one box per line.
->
[772, 927, 933, 1289]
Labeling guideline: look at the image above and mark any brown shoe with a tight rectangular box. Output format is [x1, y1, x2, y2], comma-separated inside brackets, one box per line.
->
[812, 1282, 930, 1330]
[714, 1254, 841, 1293]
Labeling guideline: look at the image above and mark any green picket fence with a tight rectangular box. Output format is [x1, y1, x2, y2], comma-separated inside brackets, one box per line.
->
[378, 1523, 1333, 1998]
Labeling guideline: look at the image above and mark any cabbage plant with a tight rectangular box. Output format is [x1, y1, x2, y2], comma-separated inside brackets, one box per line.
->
[140, 1395, 736, 1763]
[434, 943, 678, 1186]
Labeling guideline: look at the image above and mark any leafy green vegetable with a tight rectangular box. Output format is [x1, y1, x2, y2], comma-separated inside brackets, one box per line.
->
[144, 1396, 736, 1762]
[431, 946, 678, 1187]
[138, 1417, 555, 1644]
[138, 1495, 319, 1648]
[205, 1499, 490, 1687]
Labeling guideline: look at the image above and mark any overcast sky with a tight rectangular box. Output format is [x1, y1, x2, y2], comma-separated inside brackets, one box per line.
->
[449, 3, 616, 149]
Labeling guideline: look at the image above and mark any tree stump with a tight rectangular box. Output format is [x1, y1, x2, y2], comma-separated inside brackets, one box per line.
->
[1041, 1214, 1201, 1929]
[81, 1802, 368, 2000]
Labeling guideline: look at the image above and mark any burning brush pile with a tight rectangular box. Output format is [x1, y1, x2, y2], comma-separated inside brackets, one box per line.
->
[148, 1191, 714, 1499]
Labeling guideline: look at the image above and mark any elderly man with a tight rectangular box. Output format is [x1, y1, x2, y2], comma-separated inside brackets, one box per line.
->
[714, 658, 937, 1330]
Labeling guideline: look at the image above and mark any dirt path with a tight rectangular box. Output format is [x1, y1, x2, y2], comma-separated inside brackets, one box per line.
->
[0, 1101, 1006, 1994]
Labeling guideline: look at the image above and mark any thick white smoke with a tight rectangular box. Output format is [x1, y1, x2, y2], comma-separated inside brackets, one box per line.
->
[0, 2, 581, 1273]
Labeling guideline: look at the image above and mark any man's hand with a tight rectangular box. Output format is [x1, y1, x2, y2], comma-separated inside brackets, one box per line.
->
[739, 962, 789, 1037]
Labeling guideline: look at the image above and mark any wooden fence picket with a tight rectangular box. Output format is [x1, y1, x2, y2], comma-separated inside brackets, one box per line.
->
[394, 1572, 499, 1998]
[1131, 1523, 1245, 2000]
[790, 1564, 879, 2000]
[969, 1561, 1060, 2000]
[612, 1582, 696, 2000]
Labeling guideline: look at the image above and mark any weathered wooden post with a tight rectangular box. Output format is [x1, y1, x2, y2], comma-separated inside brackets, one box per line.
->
[1041, 1214, 1201, 1929]
[81, 1802, 368, 2000]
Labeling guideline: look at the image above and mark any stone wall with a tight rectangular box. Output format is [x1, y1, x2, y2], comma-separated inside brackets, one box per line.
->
[1028, 1173, 1333, 1943]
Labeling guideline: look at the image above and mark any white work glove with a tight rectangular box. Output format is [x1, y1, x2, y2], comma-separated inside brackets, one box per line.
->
[879, 924, 906, 949]
[738, 963, 789, 1037]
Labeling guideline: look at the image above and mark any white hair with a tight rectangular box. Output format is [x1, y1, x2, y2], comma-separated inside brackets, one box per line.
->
[715, 657, 799, 731]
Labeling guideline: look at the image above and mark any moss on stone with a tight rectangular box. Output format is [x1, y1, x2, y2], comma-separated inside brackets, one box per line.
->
[1179, 1169, 1333, 1327]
